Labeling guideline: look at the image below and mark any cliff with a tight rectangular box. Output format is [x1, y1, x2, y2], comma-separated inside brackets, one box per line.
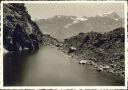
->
[3, 3, 43, 53]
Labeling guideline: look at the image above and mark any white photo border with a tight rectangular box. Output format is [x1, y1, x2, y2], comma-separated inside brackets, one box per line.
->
[0, 1, 127, 89]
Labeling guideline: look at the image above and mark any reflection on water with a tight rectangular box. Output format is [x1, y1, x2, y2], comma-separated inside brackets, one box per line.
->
[4, 52, 27, 86]
[4, 45, 124, 86]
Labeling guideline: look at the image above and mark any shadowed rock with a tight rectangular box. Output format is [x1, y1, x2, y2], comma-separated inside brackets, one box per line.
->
[3, 3, 43, 53]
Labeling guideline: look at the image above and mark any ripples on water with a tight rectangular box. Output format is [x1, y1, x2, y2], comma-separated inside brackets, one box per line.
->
[3, 46, 124, 86]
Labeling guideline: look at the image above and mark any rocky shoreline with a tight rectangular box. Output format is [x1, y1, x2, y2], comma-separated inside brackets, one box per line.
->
[58, 46, 124, 83]
[58, 28, 125, 83]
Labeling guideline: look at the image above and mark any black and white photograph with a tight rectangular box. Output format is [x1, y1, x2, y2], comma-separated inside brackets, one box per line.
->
[1, 1, 127, 88]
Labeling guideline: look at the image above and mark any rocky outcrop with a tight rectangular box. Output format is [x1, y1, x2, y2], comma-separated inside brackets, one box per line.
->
[62, 27, 125, 79]
[3, 4, 43, 53]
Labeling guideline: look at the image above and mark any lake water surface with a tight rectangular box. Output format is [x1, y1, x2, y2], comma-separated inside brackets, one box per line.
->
[4, 45, 124, 86]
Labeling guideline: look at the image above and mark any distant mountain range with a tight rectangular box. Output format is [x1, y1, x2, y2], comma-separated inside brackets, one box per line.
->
[36, 12, 124, 41]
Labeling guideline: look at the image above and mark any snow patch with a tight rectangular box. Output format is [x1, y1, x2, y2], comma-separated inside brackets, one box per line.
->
[64, 23, 74, 29]
[103, 11, 115, 16]
[70, 17, 75, 20]
[64, 17, 88, 29]
[73, 17, 88, 24]
[75, 17, 88, 22]
[56, 15, 61, 18]
[115, 18, 119, 21]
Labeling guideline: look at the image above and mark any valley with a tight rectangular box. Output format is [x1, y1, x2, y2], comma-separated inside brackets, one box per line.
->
[3, 3, 125, 86]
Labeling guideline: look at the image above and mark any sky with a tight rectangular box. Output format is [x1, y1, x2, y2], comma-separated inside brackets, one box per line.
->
[25, 3, 125, 20]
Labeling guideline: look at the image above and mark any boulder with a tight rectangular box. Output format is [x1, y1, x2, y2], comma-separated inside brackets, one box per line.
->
[79, 60, 88, 64]
[68, 47, 76, 54]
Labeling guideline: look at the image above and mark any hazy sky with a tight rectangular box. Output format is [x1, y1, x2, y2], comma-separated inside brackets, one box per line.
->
[25, 3, 125, 20]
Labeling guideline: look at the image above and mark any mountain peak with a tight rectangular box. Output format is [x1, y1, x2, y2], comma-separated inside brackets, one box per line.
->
[103, 11, 121, 19]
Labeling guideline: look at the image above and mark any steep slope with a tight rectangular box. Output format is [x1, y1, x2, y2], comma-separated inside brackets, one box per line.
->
[63, 27, 125, 78]
[36, 15, 76, 41]
[36, 12, 124, 41]
[3, 3, 43, 53]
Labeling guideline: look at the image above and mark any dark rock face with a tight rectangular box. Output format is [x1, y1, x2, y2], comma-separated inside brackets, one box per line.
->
[3, 4, 43, 53]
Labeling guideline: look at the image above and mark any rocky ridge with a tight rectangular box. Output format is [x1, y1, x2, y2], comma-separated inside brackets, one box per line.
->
[62, 27, 125, 81]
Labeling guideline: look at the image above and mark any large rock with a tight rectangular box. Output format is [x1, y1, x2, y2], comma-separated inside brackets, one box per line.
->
[3, 3, 43, 53]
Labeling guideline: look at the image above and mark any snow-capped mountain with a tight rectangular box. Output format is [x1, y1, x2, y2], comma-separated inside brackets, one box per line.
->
[36, 12, 124, 41]
[64, 17, 88, 29]
[102, 11, 121, 20]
